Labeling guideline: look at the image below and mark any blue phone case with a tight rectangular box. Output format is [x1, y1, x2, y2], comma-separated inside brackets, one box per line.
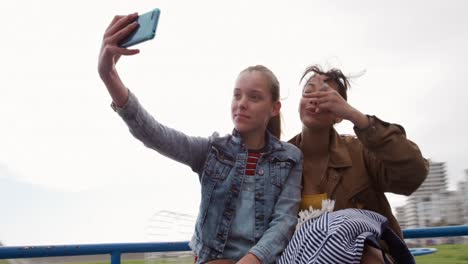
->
[119, 8, 160, 48]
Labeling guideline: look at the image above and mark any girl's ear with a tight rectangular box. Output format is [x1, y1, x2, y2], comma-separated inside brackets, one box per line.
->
[271, 101, 281, 117]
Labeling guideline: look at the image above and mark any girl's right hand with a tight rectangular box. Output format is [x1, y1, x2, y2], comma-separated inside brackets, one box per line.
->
[98, 13, 140, 82]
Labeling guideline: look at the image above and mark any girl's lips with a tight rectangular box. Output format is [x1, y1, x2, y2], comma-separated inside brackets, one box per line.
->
[235, 113, 250, 119]
[305, 108, 318, 115]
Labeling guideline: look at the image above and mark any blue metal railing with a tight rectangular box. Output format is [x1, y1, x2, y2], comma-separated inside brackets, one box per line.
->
[0, 242, 190, 264]
[1, 225, 467, 263]
[403, 225, 468, 239]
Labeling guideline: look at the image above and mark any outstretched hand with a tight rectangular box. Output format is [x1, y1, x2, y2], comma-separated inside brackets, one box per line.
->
[98, 13, 140, 81]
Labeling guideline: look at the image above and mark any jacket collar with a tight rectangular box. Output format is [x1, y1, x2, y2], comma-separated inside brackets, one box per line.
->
[231, 129, 283, 153]
[292, 128, 352, 168]
[328, 128, 353, 168]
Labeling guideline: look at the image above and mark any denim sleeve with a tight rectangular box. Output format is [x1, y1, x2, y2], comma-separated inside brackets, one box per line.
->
[249, 152, 303, 264]
[113, 91, 211, 174]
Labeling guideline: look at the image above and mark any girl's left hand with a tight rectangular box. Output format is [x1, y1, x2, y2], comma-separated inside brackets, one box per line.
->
[304, 88, 354, 120]
[304, 89, 370, 129]
[236, 253, 262, 264]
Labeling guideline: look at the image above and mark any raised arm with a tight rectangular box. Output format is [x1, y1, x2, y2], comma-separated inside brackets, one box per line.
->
[307, 78, 428, 195]
[113, 91, 211, 173]
[355, 116, 428, 195]
[97, 14, 210, 173]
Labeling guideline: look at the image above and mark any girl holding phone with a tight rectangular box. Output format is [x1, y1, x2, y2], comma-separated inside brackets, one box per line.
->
[97, 13, 302, 264]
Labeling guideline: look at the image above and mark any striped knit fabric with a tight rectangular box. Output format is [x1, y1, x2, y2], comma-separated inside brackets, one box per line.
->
[245, 151, 260, 176]
[278, 209, 415, 264]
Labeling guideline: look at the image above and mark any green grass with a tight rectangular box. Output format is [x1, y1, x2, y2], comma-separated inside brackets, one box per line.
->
[66, 256, 194, 264]
[0, 257, 194, 264]
[415, 244, 468, 264]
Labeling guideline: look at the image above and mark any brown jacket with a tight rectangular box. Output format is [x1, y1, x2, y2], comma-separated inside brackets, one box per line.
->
[289, 116, 429, 237]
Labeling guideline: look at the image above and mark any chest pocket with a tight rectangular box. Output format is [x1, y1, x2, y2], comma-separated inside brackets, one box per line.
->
[203, 146, 235, 180]
[270, 156, 296, 188]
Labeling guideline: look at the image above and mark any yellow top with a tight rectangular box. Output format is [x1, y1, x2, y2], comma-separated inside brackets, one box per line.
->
[300, 193, 328, 211]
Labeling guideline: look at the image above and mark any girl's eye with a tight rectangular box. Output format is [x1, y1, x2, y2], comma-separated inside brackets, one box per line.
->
[250, 94, 261, 101]
[233, 93, 241, 99]
[303, 83, 315, 94]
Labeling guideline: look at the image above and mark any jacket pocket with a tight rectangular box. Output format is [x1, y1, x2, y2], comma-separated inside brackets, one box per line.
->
[203, 145, 235, 180]
[270, 156, 296, 188]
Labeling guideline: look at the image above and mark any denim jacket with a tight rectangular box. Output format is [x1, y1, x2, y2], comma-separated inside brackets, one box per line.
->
[115, 92, 303, 264]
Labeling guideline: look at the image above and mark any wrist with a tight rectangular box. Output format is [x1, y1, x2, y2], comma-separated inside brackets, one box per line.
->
[99, 70, 129, 108]
[99, 67, 119, 84]
[350, 109, 370, 129]
[246, 253, 262, 264]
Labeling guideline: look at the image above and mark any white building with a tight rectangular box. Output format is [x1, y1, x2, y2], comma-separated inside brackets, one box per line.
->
[429, 191, 464, 226]
[396, 161, 451, 228]
[411, 160, 448, 197]
[458, 170, 468, 224]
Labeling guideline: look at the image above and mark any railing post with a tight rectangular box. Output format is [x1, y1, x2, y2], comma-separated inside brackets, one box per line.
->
[111, 251, 121, 264]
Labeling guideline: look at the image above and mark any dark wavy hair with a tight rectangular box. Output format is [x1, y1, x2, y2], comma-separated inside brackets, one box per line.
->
[300, 65, 350, 101]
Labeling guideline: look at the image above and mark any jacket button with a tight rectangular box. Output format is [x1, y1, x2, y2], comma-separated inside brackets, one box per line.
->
[258, 169, 264, 175]
[225, 209, 233, 217]
[258, 214, 264, 220]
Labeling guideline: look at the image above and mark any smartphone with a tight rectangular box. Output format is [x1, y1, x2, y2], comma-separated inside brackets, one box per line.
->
[119, 8, 161, 48]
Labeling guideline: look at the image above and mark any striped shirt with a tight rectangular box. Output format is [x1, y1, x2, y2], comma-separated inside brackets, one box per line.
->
[245, 151, 261, 176]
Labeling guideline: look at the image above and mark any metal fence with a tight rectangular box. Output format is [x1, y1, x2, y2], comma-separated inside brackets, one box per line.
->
[1, 225, 467, 264]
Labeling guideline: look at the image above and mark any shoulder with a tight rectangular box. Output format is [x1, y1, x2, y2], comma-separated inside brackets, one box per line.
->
[287, 133, 300, 147]
[334, 133, 369, 160]
[282, 141, 302, 155]
[209, 132, 232, 145]
[339, 134, 363, 149]
[277, 141, 303, 163]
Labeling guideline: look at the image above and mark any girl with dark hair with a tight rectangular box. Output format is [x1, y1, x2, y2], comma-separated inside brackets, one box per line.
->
[282, 65, 428, 263]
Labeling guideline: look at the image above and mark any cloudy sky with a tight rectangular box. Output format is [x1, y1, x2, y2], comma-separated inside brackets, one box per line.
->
[1, 0, 467, 246]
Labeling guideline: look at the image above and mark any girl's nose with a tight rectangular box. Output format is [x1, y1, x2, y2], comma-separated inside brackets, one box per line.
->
[238, 97, 248, 109]
[308, 98, 316, 105]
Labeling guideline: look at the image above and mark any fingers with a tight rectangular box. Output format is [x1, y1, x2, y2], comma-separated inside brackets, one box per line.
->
[315, 102, 332, 113]
[101, 13, 140, 59]
[303, 92, 336, 113]
[108, 21, 139, 43]
[108, 46, 140, 56]
[105, 15, 124, 31]
[302, 90, 329, 98]
[105, 13, 138, 38]
[319, 82, 329, 91]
